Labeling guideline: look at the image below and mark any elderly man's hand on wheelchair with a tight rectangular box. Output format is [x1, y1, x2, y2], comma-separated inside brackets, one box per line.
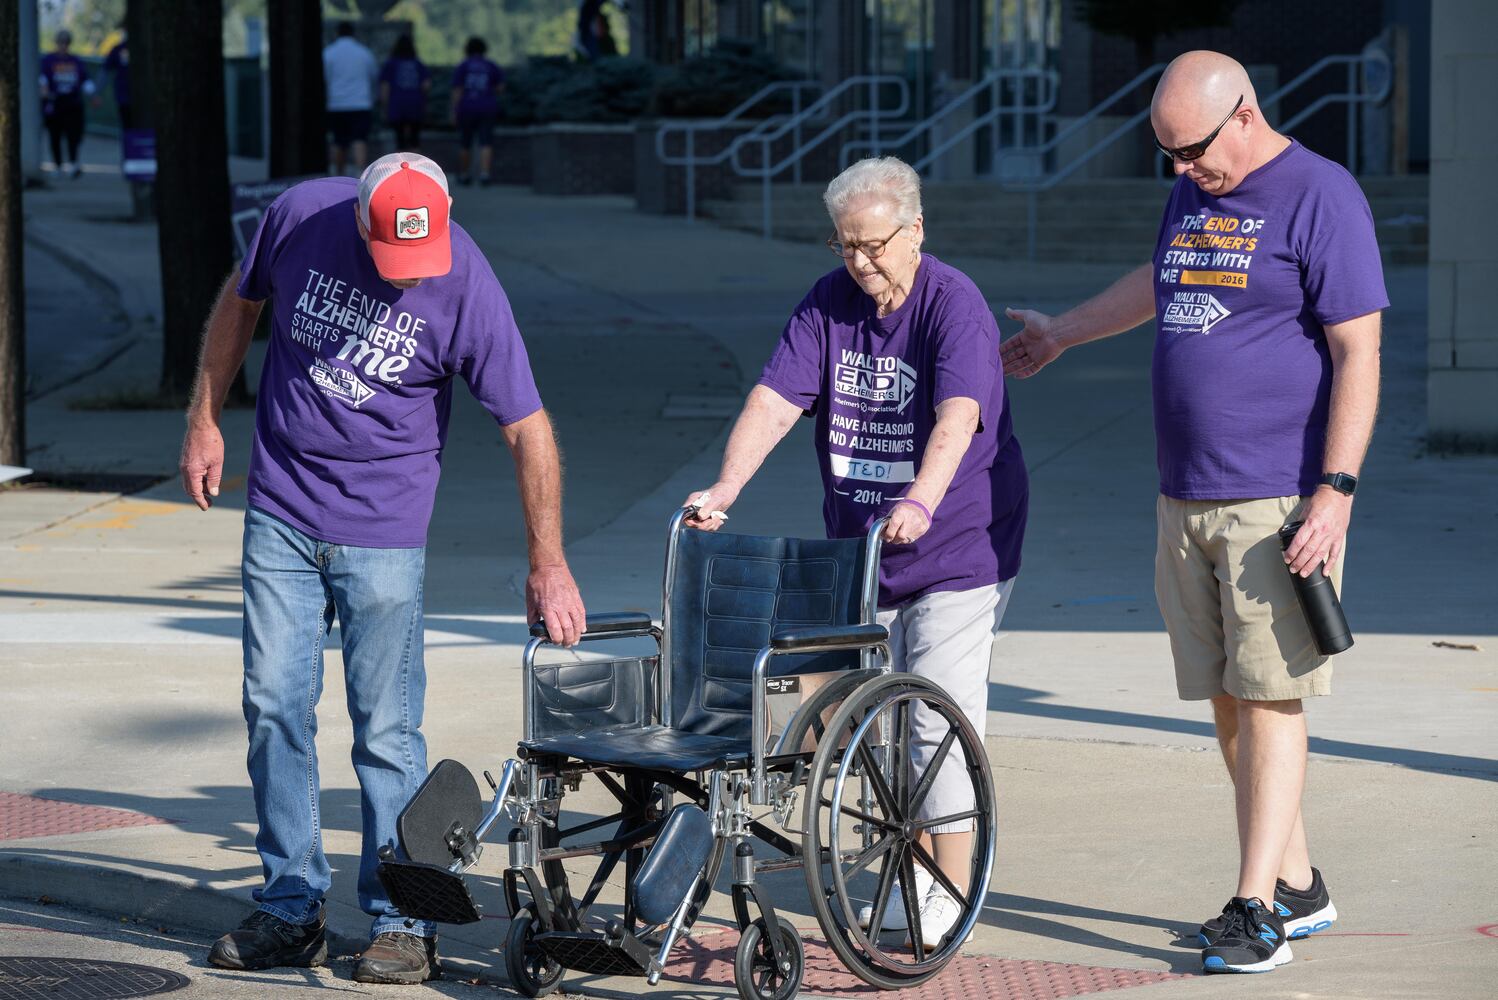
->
[527, 563, 586, 647]
[682, 483, 740, 531]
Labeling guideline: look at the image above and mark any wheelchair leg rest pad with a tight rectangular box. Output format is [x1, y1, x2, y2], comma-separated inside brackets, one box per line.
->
[376, 859, 482, 924]
[632, 804, 713, 927]
[397, 759, 483, 868]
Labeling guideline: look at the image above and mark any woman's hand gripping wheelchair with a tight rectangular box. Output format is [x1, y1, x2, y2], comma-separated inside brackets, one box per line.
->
[376, 508, 997, 999]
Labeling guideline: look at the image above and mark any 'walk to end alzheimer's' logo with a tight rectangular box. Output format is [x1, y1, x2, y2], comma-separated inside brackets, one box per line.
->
[395, 206, 429, 240]
[1162, 291, 1232, 335]
[310, 357, 376, 408]
[833, 349, 918, 413]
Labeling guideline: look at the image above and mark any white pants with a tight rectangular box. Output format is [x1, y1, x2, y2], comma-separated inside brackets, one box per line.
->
[877, 580, 1013, 835]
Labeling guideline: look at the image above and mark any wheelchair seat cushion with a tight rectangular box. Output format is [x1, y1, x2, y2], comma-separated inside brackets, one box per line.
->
[518, 725, 749, 771]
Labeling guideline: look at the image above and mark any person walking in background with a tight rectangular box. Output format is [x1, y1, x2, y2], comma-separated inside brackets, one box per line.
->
[450, 36, 505, 186]
[39, 29, 93, 179]
[323, 21, 378, 175]
[1001, 51, 1384, 975]
[575, 0, 618, 60]
[103, 25, 131, 129]
[379, 33, 431, 153]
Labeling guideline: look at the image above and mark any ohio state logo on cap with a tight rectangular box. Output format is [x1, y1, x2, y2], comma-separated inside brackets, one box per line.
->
[395, 206, 429, 240]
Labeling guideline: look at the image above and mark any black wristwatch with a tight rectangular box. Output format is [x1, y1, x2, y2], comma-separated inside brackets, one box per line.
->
[1320, 472, 1358, 496]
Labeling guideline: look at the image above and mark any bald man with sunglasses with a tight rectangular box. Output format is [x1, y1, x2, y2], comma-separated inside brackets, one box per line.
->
[1000, 51, 1386, 974]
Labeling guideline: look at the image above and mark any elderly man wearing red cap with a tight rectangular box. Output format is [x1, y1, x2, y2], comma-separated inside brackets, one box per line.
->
[179, 153, 585, 984]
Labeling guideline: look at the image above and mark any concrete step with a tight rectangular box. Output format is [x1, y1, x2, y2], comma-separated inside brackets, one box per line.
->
[726, 175, 1429, 206]
[703, 209, 1425, 265]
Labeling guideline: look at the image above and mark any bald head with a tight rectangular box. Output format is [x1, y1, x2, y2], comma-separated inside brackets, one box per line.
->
[1151, 50, 1286, 196]
[1152, 51, 1256, 136]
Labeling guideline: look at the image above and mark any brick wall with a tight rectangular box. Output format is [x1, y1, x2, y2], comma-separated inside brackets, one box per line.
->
[531, 124, 637, 196]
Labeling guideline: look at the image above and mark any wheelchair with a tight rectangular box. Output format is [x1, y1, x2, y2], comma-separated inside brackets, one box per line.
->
[377, 508, 997, 999]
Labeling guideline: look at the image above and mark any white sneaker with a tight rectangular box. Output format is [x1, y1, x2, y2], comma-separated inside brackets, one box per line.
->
[856, 863, 932, 932]
[913, 884, 966, 952]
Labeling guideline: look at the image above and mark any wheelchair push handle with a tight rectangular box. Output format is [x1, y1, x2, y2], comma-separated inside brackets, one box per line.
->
[528, 611, 655, 641]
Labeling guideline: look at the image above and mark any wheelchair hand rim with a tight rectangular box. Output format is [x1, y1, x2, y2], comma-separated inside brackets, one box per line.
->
[822, 679, 996, 977]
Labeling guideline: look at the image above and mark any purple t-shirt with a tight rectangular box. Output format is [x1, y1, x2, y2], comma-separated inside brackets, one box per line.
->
[236, 177, 542, 547]
[40, 53, 88, 107]
[759, 255, 1028, 607]
[453, 57, 505, 118]
[380, 57, 429, 122]
[1152, 140, 1388, 500]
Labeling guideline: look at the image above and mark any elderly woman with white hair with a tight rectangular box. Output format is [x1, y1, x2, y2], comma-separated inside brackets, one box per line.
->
[684, 155, 1028, 951]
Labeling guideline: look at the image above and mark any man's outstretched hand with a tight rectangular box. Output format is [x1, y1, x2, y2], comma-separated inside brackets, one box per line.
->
[999, 307, 1065, 378]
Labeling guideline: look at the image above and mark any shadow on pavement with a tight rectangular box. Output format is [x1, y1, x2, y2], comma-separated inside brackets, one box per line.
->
[988, 682, 1498, 781]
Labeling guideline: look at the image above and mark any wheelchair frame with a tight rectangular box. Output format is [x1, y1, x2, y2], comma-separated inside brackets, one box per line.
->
[378, 509, 997, 999]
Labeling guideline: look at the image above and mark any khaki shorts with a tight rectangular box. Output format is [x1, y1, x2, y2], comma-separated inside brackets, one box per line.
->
[1154, 494, 1345, 702]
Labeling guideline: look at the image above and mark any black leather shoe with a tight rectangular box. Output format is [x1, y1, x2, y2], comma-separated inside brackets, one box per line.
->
[208, 910, 327, 970]
[352, 932, 439, 984]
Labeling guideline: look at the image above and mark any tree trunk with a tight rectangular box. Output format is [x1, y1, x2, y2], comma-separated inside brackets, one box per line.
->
[143, 0, 242, 400]
[268, 0, 325, 178]
[0, 4, 25, 467]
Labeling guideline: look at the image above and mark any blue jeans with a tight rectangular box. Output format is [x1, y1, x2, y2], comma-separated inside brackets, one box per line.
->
[241, 506, 434, 938]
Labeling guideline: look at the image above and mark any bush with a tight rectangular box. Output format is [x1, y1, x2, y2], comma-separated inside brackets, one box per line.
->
[653, 40, 801, 118]
[495, 42, 799, 124]
[538, 56, 657, 122]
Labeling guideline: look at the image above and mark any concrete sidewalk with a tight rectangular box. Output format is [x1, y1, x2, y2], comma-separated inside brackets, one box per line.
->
[3, 159, 1495, 999]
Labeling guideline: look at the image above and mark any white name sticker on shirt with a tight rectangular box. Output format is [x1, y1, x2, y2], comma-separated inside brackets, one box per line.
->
[829, 454, 915, 483]
[395, 206, 429, 240]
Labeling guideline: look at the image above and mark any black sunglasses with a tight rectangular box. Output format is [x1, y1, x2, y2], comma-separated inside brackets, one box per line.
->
[1155, 94, 1244, 162]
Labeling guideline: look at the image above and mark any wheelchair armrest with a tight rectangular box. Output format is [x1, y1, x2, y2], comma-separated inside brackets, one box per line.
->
[528, 611, 656, 640]
[769, 623, 888, 653]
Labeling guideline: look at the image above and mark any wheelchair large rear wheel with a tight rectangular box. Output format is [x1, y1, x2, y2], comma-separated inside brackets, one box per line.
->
[801, 673, 995, 988]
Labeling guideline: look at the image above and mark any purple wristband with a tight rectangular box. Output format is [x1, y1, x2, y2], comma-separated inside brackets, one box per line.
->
[892, 496, 932, 524]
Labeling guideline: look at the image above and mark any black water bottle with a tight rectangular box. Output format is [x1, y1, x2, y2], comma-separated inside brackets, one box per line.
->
[1278, 521, 1353, 655]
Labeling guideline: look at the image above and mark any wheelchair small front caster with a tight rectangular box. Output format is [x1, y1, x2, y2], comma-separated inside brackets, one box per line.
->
[505, 903, 564, 997]
[734, 916, 803, 1000]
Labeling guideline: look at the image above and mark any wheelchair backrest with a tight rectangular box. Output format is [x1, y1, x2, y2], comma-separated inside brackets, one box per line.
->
[663, 525, 875, 739]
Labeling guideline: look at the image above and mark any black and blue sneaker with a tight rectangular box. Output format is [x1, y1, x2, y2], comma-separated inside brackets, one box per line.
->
[1202, 897, 1293, 974]
[1199, 867, 1337, 946]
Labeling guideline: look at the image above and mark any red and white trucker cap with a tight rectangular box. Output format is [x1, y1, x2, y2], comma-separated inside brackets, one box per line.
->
[357, 153, 452, 280]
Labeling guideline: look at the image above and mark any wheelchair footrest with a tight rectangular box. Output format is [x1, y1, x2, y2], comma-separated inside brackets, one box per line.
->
[535, 930, 651, 977]
[376, 860, 482, 925]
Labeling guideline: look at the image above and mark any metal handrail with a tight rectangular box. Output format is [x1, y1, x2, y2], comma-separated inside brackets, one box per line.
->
[730, 75, 910, 169]
[725, 74, 911, 240]
[1263, 51, 1392, 167]
[838, 68, 1058, 172]
[993, 62, 1168, 188]
[997, 47, 1391, 259]
[910, 69, 1060, 174]
[654, 79, 824, 223]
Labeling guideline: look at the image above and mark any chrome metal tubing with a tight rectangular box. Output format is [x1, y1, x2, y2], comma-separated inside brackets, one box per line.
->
[660, 507, 691, 727]
[750, 638, 891, 806]
[646, 865, 707, 986]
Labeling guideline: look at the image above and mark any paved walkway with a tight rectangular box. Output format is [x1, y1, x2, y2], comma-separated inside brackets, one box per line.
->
[2, 151, 1495, 999]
